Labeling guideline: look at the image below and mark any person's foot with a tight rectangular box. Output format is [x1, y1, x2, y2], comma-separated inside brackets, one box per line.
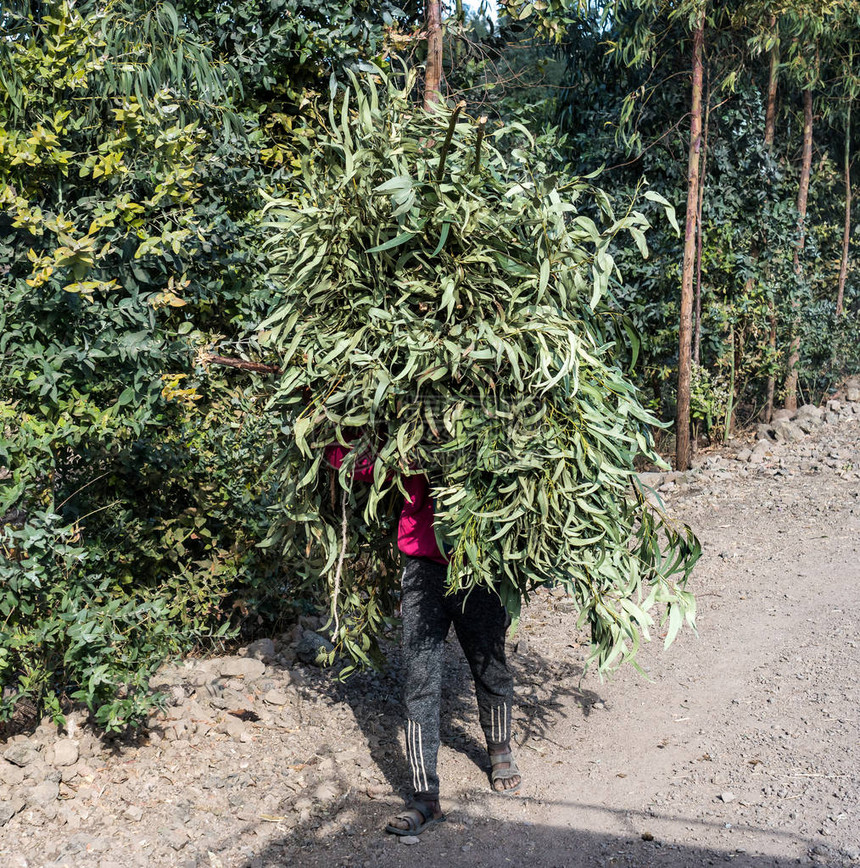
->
[385, 797, 445, 835]
[488, 742, 522, 793]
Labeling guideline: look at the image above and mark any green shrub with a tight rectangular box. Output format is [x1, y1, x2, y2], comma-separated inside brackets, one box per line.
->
[0, 1, 282, 729]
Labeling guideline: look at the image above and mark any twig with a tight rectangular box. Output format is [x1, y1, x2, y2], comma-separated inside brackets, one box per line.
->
[331, 489, 349, 641]
[55, 471, 112, 510]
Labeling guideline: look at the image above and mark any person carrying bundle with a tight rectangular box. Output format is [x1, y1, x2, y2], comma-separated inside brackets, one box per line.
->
[325, 443, 522, 836]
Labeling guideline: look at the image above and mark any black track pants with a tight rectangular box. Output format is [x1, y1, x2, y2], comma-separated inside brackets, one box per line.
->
[400, 555, 513, 800]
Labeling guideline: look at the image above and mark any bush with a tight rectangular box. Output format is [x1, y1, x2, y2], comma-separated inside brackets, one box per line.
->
[0, 1, 283, 729]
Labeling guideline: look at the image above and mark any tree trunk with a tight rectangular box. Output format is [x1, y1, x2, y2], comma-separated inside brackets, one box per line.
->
[763, 24, 779, 421]
[784, 86, 813, 411]
[836, 97, 851, 318]
[764, 21, 779, 148]
[676, 8, 705, 472]
[693, 75, 710, 367]
[424, 0, 443, 111]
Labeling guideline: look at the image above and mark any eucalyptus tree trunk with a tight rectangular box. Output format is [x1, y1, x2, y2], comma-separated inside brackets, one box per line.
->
[763, 25, 779, 421]
[676, 6, 705, 471]
[784, 87, 813, 411]
[692, 76, 710, 367]
[424, 0, 443, 110]
[836, 97, 851, 318]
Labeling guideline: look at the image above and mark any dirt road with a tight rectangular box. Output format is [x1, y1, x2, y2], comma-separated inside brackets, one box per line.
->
[1, 410, 858, 868]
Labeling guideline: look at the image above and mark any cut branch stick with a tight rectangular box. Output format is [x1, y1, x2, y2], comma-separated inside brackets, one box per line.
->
[436, 100, 466, 182]
[201, 354, 281, 374]
[473, 115, 488, 173]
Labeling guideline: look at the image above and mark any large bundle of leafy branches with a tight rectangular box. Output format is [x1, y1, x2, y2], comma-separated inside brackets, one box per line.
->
[259, 71, 699, 675]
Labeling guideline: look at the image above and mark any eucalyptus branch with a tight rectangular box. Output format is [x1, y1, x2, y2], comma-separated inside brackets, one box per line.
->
[473, 115, 487, 173]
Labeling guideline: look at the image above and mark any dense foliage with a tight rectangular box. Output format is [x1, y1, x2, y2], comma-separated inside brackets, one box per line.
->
[0, 1, 281, 728]
[554, 2, 860, 429]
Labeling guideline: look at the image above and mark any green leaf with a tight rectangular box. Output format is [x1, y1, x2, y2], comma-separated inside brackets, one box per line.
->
[365, 231, 416, 253]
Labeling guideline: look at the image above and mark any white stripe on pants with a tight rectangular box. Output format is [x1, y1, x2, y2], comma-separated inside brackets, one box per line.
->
[407, 719, 428, 793]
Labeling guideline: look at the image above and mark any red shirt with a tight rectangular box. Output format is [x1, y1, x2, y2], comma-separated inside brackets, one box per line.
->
[324, 443, 448, 564]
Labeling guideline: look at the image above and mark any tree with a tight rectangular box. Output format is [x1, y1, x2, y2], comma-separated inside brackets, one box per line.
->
[783, 84, 814, 411]
[677, 4, 706, 470]
[424, 0, 444, 108]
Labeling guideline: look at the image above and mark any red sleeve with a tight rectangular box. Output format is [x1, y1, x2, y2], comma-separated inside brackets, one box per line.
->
[324, 442, 376, 482]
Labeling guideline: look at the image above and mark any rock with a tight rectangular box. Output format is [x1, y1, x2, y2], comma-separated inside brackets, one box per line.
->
[219, 657, 266, 680]
[719, 791, 736, 803]
[399, 836, 421, 845]
[57, 804, 82, 829]
[736, 448, 752, 463]
[771, 408, 795, 422]
[263, 689, 290, 706]
[825, 411, 840, 425]
[796, 416, 822, 434]
[313, 780, 339, 802]
[749, 440, 772, 464]
[27, 780, 59, 807]
[637, 472, 664, 490]
[293, 796, 314, 812]
[178, 699, 208, 721]
[846, 387, 860, 403]
[162, 827, 189, 850]
[124, 805, 144, 822]
[24, 761, 59, 785]
[295, 631, 335, 666]
[826, 399, 842, 412]
[0, 798, 26, 826]
[756, 423, 776, 441]
[245, 638, 276, 660]
[772, 420, 805, 443]
[52, 740, 80, 767]
[0, 761, 26, 786]
[796, 404, 823, 420]
[216, 716, 248, 740]
[164, 721, 189, 741]
[4, 744, 39, 767]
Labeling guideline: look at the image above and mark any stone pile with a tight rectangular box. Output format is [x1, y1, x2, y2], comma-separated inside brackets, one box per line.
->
[0, 623, 395, 867]
[638, 379, 860, 497]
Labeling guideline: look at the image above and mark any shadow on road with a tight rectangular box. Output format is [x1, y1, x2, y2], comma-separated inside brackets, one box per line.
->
[235, 800, 820, 868]
[292, 626, 600, 803]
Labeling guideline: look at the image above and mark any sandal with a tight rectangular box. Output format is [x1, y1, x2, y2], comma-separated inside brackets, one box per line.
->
[489, 749, 522, 794]
[385, 798, 446, 836]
